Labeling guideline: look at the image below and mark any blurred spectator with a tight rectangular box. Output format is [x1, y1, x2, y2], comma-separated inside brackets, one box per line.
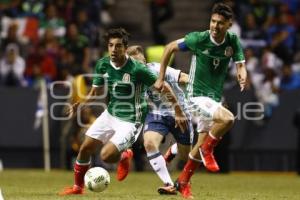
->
[100, 0, 114, 26]
[261, 46, 282, 73]
[0, 22, 26, 57]
[40, 28, 61, 61]
[246, 0, 274, 30]
[255, 68, 280, 120]
[229, 19, 241, 37]
[223, 0, 241, 37]
[25, 43, 57, 87]
[56, 48, 75, 82]
[75, 9, 99, 47]
[266, 12, 296, 63]
[70, 0, 103, 25]
[0, 0, 21, 17]
[292, 52, 300, 74]
[0, 43, 25, 86]
[38, 3, 66, 38]
[245, 47, 259, 74]
[60, 23, 90, 74]
[242, 13, 265, 40]
[280, 0, 300, 16]
[149, 0, 174, 44]
[280, 63, 300, 90]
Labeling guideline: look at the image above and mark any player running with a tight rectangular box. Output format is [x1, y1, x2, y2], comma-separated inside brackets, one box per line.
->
[59, 28, 188, 195]
[155, 2, 247, 198]
[126, 45, 194, 195]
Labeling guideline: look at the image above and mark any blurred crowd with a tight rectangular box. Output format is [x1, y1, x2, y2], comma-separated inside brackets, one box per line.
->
[0, 0, 118, 89]
[222, 0, 300, 121]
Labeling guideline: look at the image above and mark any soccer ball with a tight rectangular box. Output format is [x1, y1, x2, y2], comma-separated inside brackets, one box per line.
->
[84, 167, 110, 192]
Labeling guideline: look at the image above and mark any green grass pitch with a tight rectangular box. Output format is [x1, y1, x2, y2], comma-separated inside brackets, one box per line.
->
[1, 170, 300, 200]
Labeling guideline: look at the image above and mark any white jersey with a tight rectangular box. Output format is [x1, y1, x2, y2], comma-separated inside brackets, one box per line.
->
[147, 62, 189, 116]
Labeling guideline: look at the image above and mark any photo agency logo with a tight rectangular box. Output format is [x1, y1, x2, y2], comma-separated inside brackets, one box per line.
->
[48, 73, 265, 126]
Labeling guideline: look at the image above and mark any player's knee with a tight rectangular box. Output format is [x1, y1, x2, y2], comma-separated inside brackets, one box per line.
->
[100, 149, 114, 163]
[101, 142, 120, 163]
[79, 143, 94, 156]
[144, 139, 157, 152]
[223, 112, 235, 128]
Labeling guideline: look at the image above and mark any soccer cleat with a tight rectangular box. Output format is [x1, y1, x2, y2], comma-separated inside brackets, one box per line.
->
[199, 135, 220, 172]
[199, 147, 219, 172]
[174, 180, 193, 199]
[58, 185, 84, 195]
[116, 149, 133, 181]
[163, 146, 176, 163]
[157, 183, 177, 195]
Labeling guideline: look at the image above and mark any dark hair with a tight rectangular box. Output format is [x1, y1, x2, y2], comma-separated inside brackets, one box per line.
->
[212, 2, 233, 20]
[103, 28, 130, 46]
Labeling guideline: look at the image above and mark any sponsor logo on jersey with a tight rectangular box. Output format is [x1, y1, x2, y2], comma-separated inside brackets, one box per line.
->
[103, 73, 109, 78]
[224, 46, 233, 57]
[122, 73, 131, 83]
[202, 49, 209, 55]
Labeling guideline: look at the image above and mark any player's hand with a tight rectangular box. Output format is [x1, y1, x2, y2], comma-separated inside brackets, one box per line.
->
[154, 79, 164, 92]
[174, 106, 189, 133]
[236, 64, 247, 92]
[65, 102, 80, 117]
[238, 77, 246, 92]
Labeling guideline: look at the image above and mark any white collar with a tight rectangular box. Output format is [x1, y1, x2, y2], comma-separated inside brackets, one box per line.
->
[209, 30, 226, 46]
[110, 54, 129, 70]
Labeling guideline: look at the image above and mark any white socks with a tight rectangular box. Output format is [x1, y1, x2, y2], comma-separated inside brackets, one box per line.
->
[170, 143, 178, 155]
[147, 151, 173, 186]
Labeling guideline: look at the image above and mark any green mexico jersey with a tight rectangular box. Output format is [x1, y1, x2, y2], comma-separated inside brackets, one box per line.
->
[93, 56, 157, 123]
[184, 30, 245, 102]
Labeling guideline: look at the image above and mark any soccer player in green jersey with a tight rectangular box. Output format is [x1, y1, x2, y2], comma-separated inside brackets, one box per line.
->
[59, 28, 188, 195]
[155, 2, 247, 198]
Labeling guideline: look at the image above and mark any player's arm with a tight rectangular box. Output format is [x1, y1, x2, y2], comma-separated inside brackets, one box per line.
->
[154, 39, 183, 90]
[236, 62, 247, 91]
[159, 81, 188, 132]
[67, 60, 106, 116]
[139, 63, 188, 132]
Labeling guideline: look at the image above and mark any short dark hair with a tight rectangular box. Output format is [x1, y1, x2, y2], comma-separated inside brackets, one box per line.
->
[212, 2, 233, 20]
[103, 28, 130, 46]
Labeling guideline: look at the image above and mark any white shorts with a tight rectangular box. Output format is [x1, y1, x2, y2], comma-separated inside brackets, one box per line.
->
[188, 97, 221, 133]
[86, 109, 143, 151]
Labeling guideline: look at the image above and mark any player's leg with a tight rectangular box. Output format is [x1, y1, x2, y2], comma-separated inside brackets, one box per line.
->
[175, 132, 207, 199]
[158, 115, 195, 197]
[189, 96, 226, 172]
[177, 143, 191, 161]
[59, 137, 103, 195]
[211, 106, 234, 138]
[59, 109, 112, 195]
[144, 131, 175, 187]
[164, 143, 178, 163]
[108, 116, 141, 181]
[59, 110, 113, 195]
[143, 114, 176, 194]
[100, 141, 122, 163]
[200, 105, 234, 172]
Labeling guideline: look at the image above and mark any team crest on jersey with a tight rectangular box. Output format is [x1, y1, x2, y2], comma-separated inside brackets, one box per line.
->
[122, 73, 131, 83]
[224, 46, 233, 57]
